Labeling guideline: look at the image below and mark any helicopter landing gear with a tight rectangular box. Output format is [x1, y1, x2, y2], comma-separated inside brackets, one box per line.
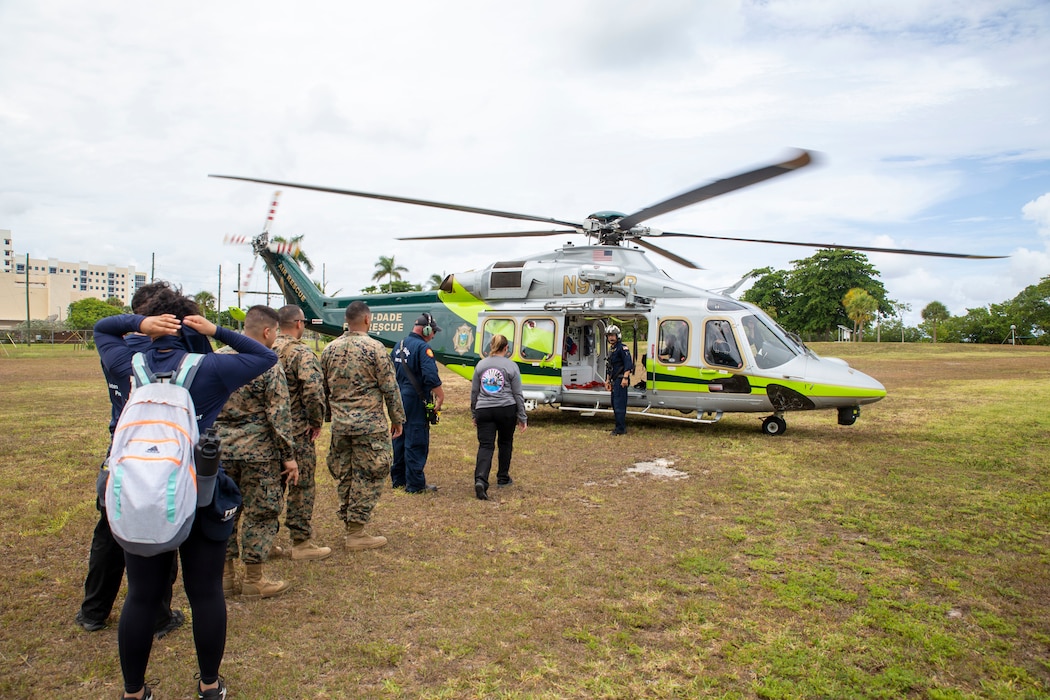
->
[761, 414, 787, 436]
[837, 406, 860, 426]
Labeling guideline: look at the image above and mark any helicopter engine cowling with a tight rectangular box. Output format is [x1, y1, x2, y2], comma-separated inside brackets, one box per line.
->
[578, 265, 625, 284]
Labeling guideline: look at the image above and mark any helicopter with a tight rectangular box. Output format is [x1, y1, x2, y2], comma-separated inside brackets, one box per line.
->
[211, 150, 1004, 435]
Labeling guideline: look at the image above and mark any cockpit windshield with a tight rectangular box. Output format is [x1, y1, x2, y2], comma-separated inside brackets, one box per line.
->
[741, 314, 802, 369]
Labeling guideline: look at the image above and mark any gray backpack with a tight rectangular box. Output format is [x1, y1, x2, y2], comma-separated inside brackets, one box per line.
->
[105, 352, 203, 556]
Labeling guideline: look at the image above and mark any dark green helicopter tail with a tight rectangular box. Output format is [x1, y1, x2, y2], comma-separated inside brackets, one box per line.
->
[257, 247, 446, 350]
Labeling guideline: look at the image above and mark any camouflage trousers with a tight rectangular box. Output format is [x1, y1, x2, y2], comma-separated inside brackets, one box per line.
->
[326, 431, 391, 527]
[223, 458, 284, 565]
[281, 432, 318, 543]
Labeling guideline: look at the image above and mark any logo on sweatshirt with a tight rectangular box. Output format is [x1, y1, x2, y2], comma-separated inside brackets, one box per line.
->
[480, 367, 506, 395]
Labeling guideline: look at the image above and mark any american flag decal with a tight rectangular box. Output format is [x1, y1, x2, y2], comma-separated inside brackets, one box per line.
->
[592, 249, 613, 262]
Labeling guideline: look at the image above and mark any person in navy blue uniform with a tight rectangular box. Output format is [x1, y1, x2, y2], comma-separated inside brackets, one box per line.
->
[390, 313, 445, 493]
[604, 325, 633, 436]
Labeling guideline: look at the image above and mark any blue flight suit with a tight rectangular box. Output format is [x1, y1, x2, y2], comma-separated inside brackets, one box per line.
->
[606, 338, 632, 435]
[391, 332, 442, 492]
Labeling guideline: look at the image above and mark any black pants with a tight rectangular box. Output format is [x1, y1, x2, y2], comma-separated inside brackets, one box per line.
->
[474, 404, 518, 488]
[80, 498, 177, 628]
[120, 516, 226, 694]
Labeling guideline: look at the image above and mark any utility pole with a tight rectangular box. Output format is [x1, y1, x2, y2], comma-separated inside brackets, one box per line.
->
[24, 254, 30, 346]
[217, 265, 222, 324]
[151, 252, 155, 282]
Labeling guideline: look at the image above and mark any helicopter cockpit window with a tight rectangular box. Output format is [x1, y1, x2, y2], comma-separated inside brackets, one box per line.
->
[742, 315, 796, 369]
[658, 319, 688, 364]
[481, 318, 515, 358]
[520, 318, 556, 361]
[704, 319, 743, 369]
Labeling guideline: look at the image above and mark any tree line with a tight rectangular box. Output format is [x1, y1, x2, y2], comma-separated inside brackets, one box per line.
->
[20, 249, 1047, 346]
[19, 255, 443, 335]
[741, 249, 1049, 344]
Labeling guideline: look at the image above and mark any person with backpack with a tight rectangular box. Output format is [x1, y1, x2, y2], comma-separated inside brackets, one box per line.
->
[76, 282, 205, 638]
[95, 288, 277, 700]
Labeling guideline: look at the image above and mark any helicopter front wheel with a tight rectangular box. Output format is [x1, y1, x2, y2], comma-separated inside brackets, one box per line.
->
[761, 415, 787, 436]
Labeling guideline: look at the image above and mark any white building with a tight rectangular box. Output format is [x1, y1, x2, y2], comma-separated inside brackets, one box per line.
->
[0, 229, 147, 329]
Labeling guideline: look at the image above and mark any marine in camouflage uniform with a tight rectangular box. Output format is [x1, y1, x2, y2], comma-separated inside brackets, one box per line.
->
[213, 348, 297, 566]
[321, 301, 406, 550]
[272, 305, 329, 560]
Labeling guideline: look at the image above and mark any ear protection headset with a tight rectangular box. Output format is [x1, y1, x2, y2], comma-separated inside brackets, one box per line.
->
[421, 313, 434, 336]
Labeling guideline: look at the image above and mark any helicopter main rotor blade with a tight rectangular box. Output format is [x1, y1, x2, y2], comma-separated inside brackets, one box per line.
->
[657, 231, 1007, 260]
[632, 238, 703, 270]
[617, 150, 814, 231]
[397, 230, 579, 240]
[209, 174, 581, 229]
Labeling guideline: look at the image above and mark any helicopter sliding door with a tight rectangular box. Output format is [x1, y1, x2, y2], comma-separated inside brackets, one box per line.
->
[562, 317, 605, 391]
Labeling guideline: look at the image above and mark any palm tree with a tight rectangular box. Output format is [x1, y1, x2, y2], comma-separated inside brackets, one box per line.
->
[843, 288, 877, 342]
[194, 289, 216, 312]
[372, 255, 408, 293]
[271, 234, 314, 273]
[313, 279, 343, 297]
[921, 301, 950, 343]
[426, 272, 446, 290]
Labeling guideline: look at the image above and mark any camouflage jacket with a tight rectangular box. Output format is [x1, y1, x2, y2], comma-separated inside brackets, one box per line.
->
[321, 330, 406, 436]
[213, 346, 296, 462]
[272, 332, 325, 437]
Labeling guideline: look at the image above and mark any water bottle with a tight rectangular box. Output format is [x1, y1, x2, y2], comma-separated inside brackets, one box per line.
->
[195, 428, 222, 477]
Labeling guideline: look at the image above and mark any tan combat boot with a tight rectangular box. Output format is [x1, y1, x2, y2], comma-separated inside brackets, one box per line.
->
[241, 563, 292, 599]
[344, 522, 387, 551]
[269, 544, 287, 559]
[222, 559, 240, 597]
[291, 539, 332, 561]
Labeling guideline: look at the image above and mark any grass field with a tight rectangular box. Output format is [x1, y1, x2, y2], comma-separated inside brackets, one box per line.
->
[0, 342, 1048, 699]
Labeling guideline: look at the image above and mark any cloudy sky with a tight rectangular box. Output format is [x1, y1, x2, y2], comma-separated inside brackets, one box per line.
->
[2, 0, 1048, 325]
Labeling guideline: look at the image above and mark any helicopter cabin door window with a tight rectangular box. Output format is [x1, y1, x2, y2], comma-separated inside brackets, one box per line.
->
[704, 319, 743, 369]
[520, 318, 556, 361]
[658, 319, 689, 364]
[480, 318, 516, 357]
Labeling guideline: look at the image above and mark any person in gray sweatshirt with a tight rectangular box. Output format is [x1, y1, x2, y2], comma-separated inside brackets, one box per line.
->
[470, 334, 528, 500]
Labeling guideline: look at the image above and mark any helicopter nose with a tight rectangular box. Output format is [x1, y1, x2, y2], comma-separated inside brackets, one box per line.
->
[808, 356, 886, 404]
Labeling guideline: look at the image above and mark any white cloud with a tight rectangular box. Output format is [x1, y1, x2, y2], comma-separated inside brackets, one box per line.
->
[1, 0, 1049, 316]
[1022, 193, 1050, 238]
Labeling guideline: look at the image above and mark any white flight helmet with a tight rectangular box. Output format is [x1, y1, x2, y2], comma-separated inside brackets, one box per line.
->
[605, 325, 621, 337]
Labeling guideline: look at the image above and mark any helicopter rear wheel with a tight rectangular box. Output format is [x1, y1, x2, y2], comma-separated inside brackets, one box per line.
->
[761, 415, 787, 436]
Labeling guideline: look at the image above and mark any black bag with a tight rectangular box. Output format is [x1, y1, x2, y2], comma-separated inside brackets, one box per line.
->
[197, 468, 242, 542]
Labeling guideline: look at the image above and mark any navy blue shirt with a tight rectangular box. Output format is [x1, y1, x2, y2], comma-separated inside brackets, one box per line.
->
[606, 340, 633, 382]
[101, 328, 214, 435]
[391, 332, 442, 402]
[95, 315, 277, 432]
[103, 332, 151, 435]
